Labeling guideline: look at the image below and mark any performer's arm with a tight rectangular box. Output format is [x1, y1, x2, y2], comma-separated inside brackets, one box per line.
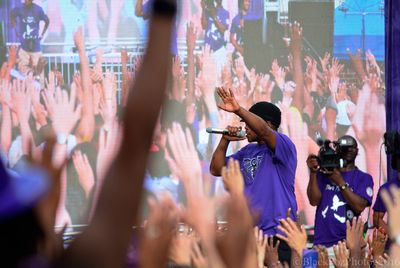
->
[373, 211, 388, 233]
[40, 13, 50, 38]
[210, 138, 230, 176]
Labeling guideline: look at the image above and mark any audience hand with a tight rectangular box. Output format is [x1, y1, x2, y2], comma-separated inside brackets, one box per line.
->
[264, 234, 280, 268]
[332, 241, 349, 268]
[276, 218, 307, 256]
[221, 158, 244, 194]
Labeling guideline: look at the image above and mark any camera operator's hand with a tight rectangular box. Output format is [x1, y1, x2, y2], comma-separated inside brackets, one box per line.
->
[306, 154, 320, 173]
[320, 168, 345, 186]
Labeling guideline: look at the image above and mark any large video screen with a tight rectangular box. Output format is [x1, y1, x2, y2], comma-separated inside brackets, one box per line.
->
[0, 0, 385, 227]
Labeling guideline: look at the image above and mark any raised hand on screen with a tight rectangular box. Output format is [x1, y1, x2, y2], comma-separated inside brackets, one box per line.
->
[47, 87, 81, 135]
[72, 150, 95, 198]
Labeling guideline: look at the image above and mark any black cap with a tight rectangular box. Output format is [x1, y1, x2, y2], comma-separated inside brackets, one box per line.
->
[248, 102, 281, 128]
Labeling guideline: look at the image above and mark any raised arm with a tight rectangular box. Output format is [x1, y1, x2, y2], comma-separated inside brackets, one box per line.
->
[59, 1, 176, 267]
[217, 87, 277, 150]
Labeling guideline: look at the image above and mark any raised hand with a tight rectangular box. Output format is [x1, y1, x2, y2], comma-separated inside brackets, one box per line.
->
[28, 136, 67, 259]
[139, 196, 180, 268]
[331, 241, 349, 268]
[315, 245, 329, 268]
[72, 150, 95, 198]
[346, 218, 366, 251]
[289, 21, 303, 50]
[186, 21, 197, 51]
[276, 217, 307, 256]
[216, 87, 240, 113]
[169, 231, 192, 266]
[191, 240, 208, 268]
[264, 234, 280, 268]
[221, 158, 244, 194]
[73, 27, 85, 51]
[347, 48, 366, 80]
[368, 228, 388, 261]
[380, 186, 400, 240]
[319, 52, 331, 73]
[270, 59, 286, 89]
[254, 227, 268, 268]
[11, 79, 31, 122]
[48, 87, 81, 135]
[166, 122, 202, 191]
[0, 79, 12, 107]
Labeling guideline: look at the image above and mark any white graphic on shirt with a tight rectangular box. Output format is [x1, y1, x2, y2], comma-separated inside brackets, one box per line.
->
[322, 206, 329, 218]
[331, 195, 346, 211]
[334, 213, 346, 223]
[26, 25, 34, 35]
[243, 155, 263, 181]
[320, 191, 348, 223]
[366, 187, 373, 197]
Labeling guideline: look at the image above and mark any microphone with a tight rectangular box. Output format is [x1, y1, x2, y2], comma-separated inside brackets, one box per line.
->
[206, 127, 246, 138]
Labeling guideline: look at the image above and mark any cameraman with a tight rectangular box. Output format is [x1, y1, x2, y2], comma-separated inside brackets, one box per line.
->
[306, 135, 374, 248]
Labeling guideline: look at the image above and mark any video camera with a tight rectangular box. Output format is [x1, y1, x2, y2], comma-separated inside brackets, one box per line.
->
[317, 137, 356, 170]
[384, 131, 400, 171]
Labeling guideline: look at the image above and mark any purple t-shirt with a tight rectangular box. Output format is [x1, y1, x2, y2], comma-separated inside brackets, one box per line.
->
[230, 14, 243, 48]
[314, 169, 374, 247]
[11, 3, 49, 52]
[204, 7, 230, 51]
[373, 179, 400, 212]
[142, 1, 178, 55]
[227, 132, 298, 236]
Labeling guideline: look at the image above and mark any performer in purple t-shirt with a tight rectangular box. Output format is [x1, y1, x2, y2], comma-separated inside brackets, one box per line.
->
[230, 0, 250, 57]
[373, 173, 400, 233]
[210, 87, 298, 264]
[307, 135, 374, 247]
[10, 0, 49, 75]
[201, 0, 230, 52]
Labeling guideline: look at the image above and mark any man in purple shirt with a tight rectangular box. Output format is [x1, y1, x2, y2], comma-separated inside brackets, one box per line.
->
[230, 0, 250, 57]
[373, 173, 400, 233]
[210, 87, 298, 263]
[307, 135, 374, 247]
[10, 0, 49, 75]
[201, 0, 229, 52]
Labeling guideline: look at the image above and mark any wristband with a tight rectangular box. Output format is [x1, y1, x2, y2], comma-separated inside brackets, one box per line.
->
[56, 133, 68, 145]
[339, 182, 350, 191]
[152, 0, 177, 17]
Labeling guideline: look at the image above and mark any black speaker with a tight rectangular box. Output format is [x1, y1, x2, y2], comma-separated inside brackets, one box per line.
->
[289, 0, 334, 58]
[242, 19, 266, 71]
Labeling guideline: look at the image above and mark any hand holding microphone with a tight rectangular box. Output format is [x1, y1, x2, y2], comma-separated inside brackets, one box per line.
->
[206, 126, 246, 141]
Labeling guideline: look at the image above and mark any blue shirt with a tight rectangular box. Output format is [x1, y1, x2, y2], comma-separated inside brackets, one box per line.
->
[373, 178, 400, 212]
[227, 132, 298, 235]
[204, 7, 230, 51]
[230, 14, 244, 48]
[314, 169, 374, 247]
[11, 3, 49, 52]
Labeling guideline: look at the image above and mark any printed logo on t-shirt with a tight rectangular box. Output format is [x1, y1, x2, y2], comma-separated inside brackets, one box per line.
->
[321, 193, 347, 223]
[243, 155, 263, 183]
